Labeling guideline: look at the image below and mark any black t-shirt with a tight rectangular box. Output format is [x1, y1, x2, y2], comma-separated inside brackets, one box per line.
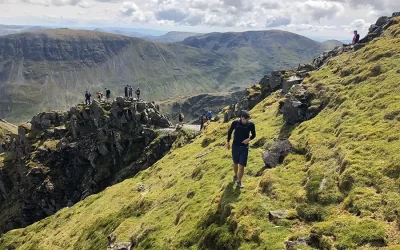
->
[227, 120, 256, 146]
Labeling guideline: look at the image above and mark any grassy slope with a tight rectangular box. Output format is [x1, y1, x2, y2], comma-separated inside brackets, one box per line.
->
[0, 120, 17, 141]
[2, 20, 400, 250]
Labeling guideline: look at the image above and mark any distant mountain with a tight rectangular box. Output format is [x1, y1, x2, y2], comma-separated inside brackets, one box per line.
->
[144, 31, 200, 43]
[93, 28, 148, 38]
[0, 29, 323, 122]
[0, 24, 47, 36]
[322, 39, 344, 50]
[182, 30, 324, 80]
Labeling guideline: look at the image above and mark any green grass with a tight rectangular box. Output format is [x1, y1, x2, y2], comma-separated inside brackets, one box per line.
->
[2, 18, 400, 250]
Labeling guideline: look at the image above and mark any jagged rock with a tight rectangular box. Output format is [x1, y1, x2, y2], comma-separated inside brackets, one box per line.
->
[97, 144, 109, 156]
[116, 97, 124, 105]
[107, 242, 132, 250]
[369, 24, 378, 33]
[268, 210, 289, 221]
[279, 84, 322, 125]
[282, 76, 302, 95]
[137, 102, 147, 113]
[262, 139, 292, 168]
[376, 16, 389, 26]
[285, 234, 321, 250]
[0, 98, 177, 233]
[285, 238, 308, 250]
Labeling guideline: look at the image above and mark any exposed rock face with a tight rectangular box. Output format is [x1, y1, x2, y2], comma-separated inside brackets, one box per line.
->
[361, 13, 400, 44]
[262, 139, 293, 168]
[0, 98, 175, 233]
[279, 84, 324, 125]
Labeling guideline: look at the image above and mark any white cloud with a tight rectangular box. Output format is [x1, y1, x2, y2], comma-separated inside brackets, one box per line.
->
[265, 16, 291, 28]
[78, 1, 92, 8]
[341, 18, 371, 34]
[297, 0, 345, 21]
[0, 0, 397, 40]
[119, 2, 138, 16]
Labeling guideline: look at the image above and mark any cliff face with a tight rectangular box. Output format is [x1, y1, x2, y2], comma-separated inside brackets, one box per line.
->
[0, 29, 132, 63]
[0, 98, 179, 233]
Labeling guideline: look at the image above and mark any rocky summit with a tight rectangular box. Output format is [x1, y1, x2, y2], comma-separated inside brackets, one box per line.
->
[0, 97, 188, 233]
[0, 13, 400, 250]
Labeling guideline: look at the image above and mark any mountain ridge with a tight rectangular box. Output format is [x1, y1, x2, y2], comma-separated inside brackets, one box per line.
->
[0, 28, 324, 123]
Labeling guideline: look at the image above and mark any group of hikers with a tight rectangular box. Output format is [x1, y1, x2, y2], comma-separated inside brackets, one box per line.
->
[175, 110, 213, 131]
[84, 86, 142, 105]
[84, 88, 111, 105]
[124, 85, 141, 100]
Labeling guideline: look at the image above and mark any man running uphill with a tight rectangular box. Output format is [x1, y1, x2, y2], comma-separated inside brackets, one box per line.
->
[226, 111, 256, 188]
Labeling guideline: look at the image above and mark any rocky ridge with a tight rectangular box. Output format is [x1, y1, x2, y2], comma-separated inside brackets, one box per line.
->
[224, 12, 400, 125]
[0, 98, 180, 233]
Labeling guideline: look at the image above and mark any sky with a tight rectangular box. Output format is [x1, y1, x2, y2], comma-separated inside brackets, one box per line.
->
[0, 0, 399, 40]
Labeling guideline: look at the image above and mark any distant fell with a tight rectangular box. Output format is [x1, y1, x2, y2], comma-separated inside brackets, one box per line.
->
[144, 31, 200, 43]
[322, 39, 344, 50]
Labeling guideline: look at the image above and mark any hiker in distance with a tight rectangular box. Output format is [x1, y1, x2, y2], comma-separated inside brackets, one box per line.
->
[128, 85, 133, 98]
[124, 85, 129, 98]
[199, 113, 206, 131]
[105, 88, 111, 101]
[226, 111, 256, 189]
[85, 91, 91, 105]
[352, 30, 360, 44]
[136, 87, 141, 100]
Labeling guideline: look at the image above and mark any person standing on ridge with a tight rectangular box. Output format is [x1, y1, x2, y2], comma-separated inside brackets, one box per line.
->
[178, 113, 184, 126]
[136, 87, 141, 100]
[199, 114, 205, 131]
[128, 85, 133, 98]
[85, 91, 91, 105]
[352, 30, 360, 44]
[226, 111, 256, 189]
[97, 92, 103, 102]
[105, 88, 111, 100]
[124, 85, 129, 98]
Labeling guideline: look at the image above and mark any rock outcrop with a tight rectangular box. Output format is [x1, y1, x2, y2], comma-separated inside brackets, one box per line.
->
[0, 98, 175, 233]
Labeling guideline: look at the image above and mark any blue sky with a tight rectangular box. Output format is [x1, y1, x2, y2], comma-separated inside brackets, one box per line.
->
[0, 0, 399, 40]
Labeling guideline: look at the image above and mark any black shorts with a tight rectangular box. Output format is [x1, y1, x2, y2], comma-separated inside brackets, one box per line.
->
[232, 144, 249, 166]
